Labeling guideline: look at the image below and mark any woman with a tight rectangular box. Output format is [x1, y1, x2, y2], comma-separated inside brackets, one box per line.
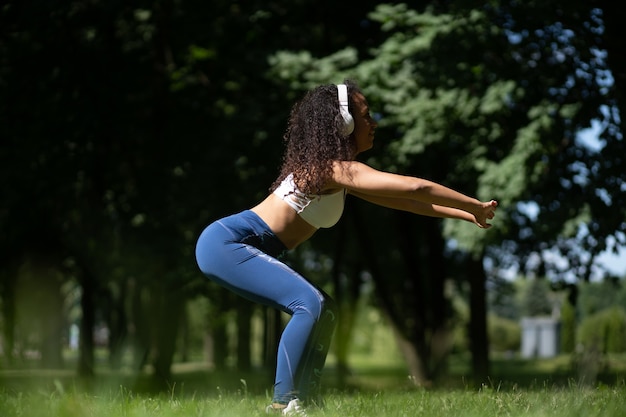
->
[195, 81, 498, 416]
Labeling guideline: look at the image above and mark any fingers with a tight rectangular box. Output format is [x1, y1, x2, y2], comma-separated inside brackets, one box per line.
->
[489, 200, 497, 219]
[485, 200, 498, 210]
[477, 221, 491, 229]
[477, 199, 497, 228]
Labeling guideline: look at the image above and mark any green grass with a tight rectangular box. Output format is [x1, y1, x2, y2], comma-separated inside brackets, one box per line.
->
[1, 384, 626, 417]
[2, 355, 626, 417]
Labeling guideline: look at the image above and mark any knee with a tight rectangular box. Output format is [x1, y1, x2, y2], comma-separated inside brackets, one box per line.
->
[295, 291, 336, 322]
[319, 293, 337, 325]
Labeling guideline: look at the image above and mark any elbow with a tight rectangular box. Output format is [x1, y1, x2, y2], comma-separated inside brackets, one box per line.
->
[409, 178, 432, 196]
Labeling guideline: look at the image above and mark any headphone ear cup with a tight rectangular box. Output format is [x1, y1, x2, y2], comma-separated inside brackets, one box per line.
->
[339, 107, 354, 136]
[337, 84, 355, 136]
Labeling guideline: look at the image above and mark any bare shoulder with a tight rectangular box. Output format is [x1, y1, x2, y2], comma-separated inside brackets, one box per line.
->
[329, 160, 367, 189]
[330, 160, 373, 180]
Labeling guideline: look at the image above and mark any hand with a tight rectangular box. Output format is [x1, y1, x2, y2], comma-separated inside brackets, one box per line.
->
[473, 200, 498, 229]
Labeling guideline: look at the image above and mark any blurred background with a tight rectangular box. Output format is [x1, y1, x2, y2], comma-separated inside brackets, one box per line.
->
[1, 0, 625, 394]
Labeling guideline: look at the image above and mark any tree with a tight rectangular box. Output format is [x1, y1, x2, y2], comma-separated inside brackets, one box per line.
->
[2, 0, 624, 388]
[521, 279, 553, 317]
[0, 0, 402, 384]
[268, 0, 625, 385]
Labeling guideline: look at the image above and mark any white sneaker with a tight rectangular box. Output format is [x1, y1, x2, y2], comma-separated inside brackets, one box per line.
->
[281, 399, 308, 416]
[266, 399, 308, 416]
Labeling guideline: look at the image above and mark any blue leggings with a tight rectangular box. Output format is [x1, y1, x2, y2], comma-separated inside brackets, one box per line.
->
[195, 210, 337, 404]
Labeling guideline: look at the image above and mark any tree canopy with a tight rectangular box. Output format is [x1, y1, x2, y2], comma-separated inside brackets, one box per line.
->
[1, 0, 624, 386]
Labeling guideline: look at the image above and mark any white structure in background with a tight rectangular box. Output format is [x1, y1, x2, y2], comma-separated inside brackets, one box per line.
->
[520, 317, 560, 358]
[69, 324, 80, 350]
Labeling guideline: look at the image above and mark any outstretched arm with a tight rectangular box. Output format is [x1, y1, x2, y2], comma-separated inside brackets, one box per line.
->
[331, 161, 498, 228]
[350, 191, 496, 228]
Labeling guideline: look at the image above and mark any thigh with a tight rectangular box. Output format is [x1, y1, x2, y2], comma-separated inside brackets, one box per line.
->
[196, 222, 323, 314]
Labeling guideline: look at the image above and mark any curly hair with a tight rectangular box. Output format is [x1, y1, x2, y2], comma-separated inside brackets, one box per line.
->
[270, 80, 361, 195]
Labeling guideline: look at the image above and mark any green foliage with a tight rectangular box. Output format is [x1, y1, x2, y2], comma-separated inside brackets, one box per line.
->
[520, 279, 553, 317]
[578, 307, 626, 353]
[0, 0, 396, 378]
[487, 314, 521, 352]
[560, 299, 577, 354]
[487, 275, 520, 320]
[181, 297, 212, 359]
[3, 0, 626, 386]
[578, 280, 626, 320]
[605, 309, 626, 354]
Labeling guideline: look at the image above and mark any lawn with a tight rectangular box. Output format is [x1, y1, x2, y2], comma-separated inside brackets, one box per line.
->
[1, 355, 626, 416]
[1, 382, 625, 417]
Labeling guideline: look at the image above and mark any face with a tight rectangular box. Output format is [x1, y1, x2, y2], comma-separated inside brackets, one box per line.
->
[351, 92, 378, 155]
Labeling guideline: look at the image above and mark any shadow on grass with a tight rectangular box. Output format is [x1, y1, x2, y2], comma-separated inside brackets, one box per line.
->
[1, 355, 625, 397]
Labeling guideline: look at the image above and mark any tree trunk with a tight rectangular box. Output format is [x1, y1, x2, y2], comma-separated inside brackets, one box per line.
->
[394, 212, 430, 385]
[107, 281, 128, 370]
[39, 269, 64, 369]
[203, 329, 214, 368]
[380, 211, 451, 385]
[130, 280, 150, 371]
[347, 194, 457, 386]
[330, 219, 360, 386]
[78, 268, 96, 377]
[332, 268, 360, 387]
[263, 307, 281, 373]
[422, 219, 451, 379]
[179, 304, 190, 363]
[0, 273, 17, 366]
[212, 287, 232, 371]
[387, 314, 429, 386]
[152, 282, 183, 385]
[236, 300, 252, 371]
[467, 252, 489, 385]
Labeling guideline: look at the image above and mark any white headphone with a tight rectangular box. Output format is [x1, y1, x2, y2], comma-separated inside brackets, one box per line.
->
[337, 84, 355, 136]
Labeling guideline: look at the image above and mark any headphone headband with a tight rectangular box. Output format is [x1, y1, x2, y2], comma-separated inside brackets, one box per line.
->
[336, 84, 355, 136]
[337, 84, 349, 107]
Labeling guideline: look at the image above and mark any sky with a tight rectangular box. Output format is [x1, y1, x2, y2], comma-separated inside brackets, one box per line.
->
[596, 245, 626, 277]
[504, 121, 626, 281]
[577, 120, 625, 279]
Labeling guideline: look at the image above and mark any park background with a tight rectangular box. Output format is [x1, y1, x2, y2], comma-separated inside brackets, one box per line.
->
[1, 0, 626, 400]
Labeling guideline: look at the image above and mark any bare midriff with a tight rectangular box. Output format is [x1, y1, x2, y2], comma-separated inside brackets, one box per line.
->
[250, 193, 318, 250]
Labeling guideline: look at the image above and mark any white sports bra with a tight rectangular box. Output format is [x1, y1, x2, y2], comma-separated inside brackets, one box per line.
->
[273, 173, 346, 229]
